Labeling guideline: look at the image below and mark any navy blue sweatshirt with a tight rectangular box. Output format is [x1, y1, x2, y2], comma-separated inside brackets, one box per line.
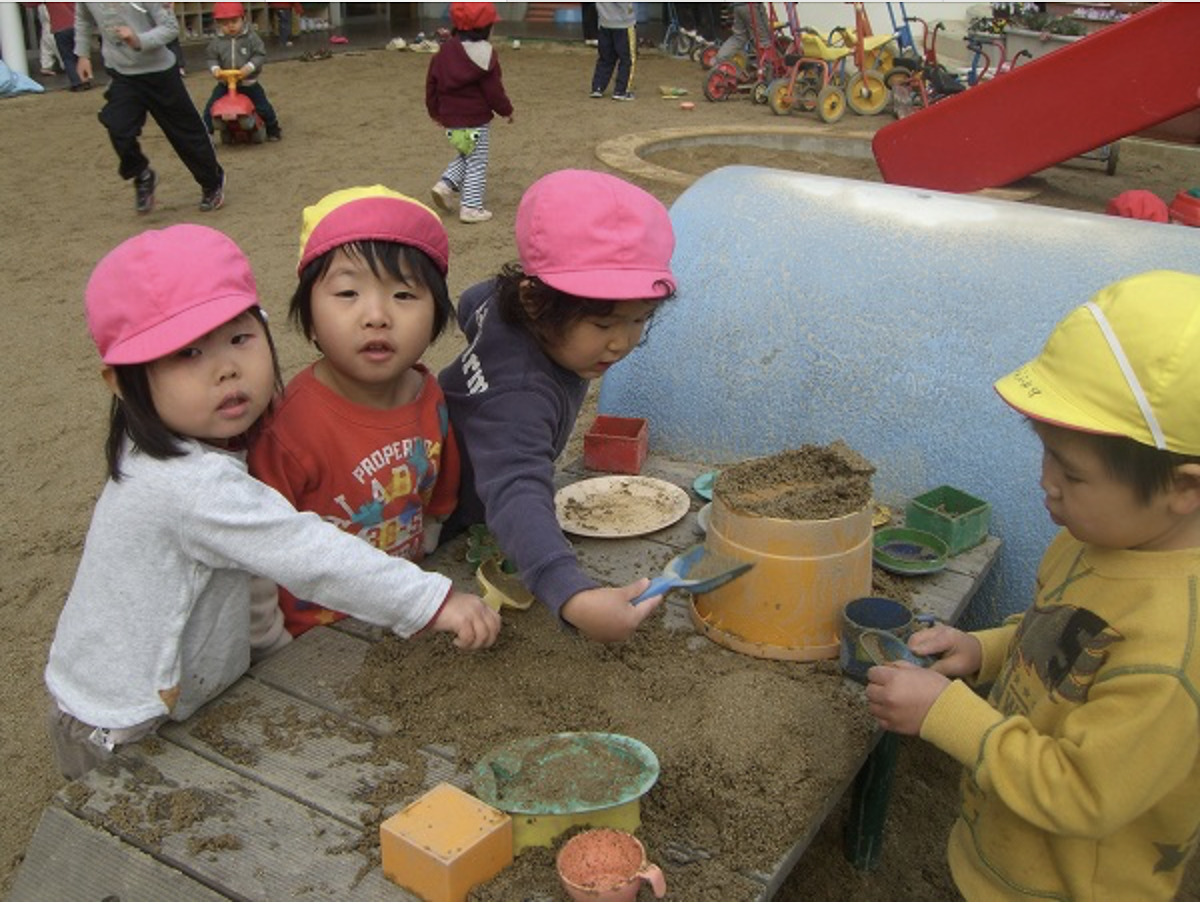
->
[438, 280, 595, 617]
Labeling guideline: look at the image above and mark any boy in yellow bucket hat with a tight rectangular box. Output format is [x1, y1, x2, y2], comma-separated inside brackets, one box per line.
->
[865, 270, 1200, 900]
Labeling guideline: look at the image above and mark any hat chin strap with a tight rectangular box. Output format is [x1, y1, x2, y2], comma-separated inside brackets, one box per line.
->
[1085, 302, 1166, 450]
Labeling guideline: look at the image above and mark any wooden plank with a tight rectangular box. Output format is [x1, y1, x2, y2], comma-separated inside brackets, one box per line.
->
[250, 628, 475, 789]
[9, 805, 228, 902]
[55, 737, 411, 901]
[250, 625, 393, 733]
[911, 536, 1002, 625]
[160, 677, 428, 826]
[575, 534, 682, 587]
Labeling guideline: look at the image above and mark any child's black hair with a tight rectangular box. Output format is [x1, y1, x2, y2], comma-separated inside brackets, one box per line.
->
[104, 307, 283, 481]
[1032, 420, 1200, 504]
[289, 240, 453, 349]
[1091, 433, 1200, 504]
[492, 262, 675, 349]
[454, 25, 493, 41]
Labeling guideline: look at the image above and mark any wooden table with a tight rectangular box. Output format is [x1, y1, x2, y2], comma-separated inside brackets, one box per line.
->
[11, 455, 999, 902]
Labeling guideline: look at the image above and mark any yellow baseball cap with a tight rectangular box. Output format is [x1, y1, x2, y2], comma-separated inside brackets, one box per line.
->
[994, 270, 1200, 455]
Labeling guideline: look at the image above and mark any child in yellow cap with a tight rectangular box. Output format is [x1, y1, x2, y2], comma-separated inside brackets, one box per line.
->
[866, 270, 1200, 900]
[249, 186, 481, 639]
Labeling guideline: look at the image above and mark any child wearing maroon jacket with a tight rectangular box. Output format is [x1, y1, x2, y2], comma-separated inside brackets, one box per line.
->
[425, 2, 514, 224]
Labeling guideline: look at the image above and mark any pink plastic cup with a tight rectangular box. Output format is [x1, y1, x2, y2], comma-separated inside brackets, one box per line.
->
[556, 828, 666, 902]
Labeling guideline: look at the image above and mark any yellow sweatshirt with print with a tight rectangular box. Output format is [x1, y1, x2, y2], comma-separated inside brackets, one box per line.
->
[921, 530, 1200, 900]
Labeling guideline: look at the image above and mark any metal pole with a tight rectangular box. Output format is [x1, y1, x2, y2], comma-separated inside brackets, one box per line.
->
[0, 1, 30, 77]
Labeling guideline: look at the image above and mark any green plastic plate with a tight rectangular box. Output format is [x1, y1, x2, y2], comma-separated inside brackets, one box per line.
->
[470, 731, 660, 815]
[873, 526, 949, 576]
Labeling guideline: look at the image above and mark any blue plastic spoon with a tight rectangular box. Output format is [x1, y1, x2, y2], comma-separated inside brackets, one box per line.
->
[632, 543, 753, 604]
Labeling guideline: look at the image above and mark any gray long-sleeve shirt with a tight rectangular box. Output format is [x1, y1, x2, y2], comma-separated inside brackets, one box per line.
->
[596, 3, 637, 29]
[75, 2, 179, 75]
[46, 440, 449, 730]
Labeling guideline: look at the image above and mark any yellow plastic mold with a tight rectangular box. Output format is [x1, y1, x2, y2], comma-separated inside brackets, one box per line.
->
[380, 782, 513, 901]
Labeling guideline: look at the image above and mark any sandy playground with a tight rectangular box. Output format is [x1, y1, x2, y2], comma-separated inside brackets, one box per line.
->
[2, 32, 1199, 901]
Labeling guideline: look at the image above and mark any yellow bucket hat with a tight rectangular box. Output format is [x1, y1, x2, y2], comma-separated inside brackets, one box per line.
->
[297, 185, 449, 276]
[994, 270, 1200, 455]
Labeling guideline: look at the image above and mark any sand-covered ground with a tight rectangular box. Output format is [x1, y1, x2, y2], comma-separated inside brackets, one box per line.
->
[2, 35, 1198, 899]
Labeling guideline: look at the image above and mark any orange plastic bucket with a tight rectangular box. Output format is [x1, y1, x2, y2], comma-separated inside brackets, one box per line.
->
[691, 497, 873, 661]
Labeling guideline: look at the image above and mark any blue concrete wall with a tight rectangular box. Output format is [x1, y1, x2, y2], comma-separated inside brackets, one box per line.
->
[598, 166, 1200, 626]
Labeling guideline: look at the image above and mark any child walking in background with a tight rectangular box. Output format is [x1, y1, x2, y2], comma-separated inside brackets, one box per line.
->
[426, 2, 514, 224]
[74, 2, 225, 213]
[589, 2, 637, 100]
[45, 225, 499, 781]
[866, 270, 1200, 900]
[249, 187, 461, 638]
[438, 169, 677, 643]
[203, 1, 283, 141]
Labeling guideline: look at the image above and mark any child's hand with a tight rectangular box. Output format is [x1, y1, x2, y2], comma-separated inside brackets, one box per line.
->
[115, 25, 140, 49]
[561, 580, 661, 643]
[907, 624, 982, 678]
[428, 589, 501, 649]
[864, 662, 950, 735]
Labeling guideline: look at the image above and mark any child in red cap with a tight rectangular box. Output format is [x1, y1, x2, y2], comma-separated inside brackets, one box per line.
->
[45, 225, 499, 780]
[249, 187, 467, 639]
[202, 2, 283, 141]
[438, 169, 678, 642]
[866, 271, 1200, 899]
[425, 2, 514, 224]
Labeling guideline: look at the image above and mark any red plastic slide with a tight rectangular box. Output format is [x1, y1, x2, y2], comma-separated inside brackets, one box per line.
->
[872, 3, 1200, 192]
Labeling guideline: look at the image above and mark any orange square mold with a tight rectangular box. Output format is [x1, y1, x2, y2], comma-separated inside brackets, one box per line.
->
[380, 782, 513, 901]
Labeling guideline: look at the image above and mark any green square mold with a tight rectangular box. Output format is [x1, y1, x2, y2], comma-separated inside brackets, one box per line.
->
[904, 486, 991, 555]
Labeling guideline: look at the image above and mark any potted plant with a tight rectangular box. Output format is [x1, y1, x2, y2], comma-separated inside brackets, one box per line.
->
[971, 3, 1088, 61]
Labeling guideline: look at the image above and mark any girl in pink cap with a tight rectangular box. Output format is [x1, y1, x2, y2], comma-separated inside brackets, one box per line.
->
[439, 169, 677, 643]
[249, 186, 463, 639]
[45, 225, 499, 780]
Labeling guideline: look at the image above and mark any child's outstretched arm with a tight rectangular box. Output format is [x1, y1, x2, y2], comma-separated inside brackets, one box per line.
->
[560, 580, 661, 644]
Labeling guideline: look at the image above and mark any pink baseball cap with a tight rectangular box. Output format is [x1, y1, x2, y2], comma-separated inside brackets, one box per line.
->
[86, 225, 260, 365]
[516, 170, 677, 300]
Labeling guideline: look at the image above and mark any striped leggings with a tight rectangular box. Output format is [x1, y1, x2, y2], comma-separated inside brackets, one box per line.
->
[439, 124, 491, 210]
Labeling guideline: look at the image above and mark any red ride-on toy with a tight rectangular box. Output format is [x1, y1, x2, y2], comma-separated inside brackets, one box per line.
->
[704, 3, 797, 104]
[211, 69, 266, 145]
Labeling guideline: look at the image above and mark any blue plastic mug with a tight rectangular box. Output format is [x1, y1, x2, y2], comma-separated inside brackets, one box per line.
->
[839, 596, 917, 683]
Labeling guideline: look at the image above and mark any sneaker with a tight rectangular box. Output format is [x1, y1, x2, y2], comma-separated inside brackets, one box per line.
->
[584, 38, 598, 47]
[612, 92, 635, 101]
[134, 168, 157, 214]
[199, 173, 225, 212]
[430, 179, 458, 213]
[590, 89, 603, 98]
[267, 125, 283, 141]
[459, 206, 493, 224]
